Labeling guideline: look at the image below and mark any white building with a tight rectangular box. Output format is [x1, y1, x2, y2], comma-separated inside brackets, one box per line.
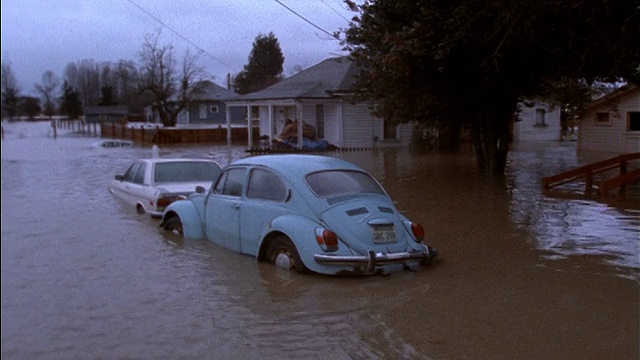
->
[577, 85, 640, 154]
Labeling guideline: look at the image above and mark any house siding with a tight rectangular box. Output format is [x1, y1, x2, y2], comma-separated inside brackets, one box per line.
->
[300, 101, 341, 145]
[342, 102, 383, 148]
[513, 101, 562, 142]
[323, 103, 341, 146]
[578, 89, 640, 154]
[186, 101, 244, 125]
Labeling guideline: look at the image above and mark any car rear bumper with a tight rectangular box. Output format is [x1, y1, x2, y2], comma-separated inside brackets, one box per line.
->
[314, 246, 438, 272]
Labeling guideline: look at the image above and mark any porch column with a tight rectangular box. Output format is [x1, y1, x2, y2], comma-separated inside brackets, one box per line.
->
[226, 106, 231, 146]
[338, 100, 344, 148]
[296, 103, 303, 150]
[247, 105, 253, 149]
[268, 105, 274, 146]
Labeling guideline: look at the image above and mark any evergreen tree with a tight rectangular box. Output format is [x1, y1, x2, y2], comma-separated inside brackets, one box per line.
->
[233, 32, 285, 94]
[19, 96, 42, 119]
[1, 60, 21, 120]
[99, 85, 117, 106]
[59, 81, 83, 119]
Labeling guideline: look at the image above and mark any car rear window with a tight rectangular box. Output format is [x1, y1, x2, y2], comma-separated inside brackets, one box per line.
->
[154, 162, 221, 183]
[306, 170, 385, 198]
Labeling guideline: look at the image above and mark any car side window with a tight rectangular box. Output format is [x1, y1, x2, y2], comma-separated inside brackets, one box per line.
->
[247, 168, 287, 201]
[123, 162, 141, 183]
[214, 168, 245, 197]
[133, 163, 146, 185]
[213, 171, 228, 194]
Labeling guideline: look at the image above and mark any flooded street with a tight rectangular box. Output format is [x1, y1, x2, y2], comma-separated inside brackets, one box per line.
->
[2, 121, 639, 359]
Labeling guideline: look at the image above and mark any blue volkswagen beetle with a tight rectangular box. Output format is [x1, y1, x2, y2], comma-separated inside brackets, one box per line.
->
[160, 155, 438, 275]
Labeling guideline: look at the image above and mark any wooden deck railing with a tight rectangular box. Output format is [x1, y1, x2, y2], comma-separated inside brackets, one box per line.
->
[598, 168, 640, 196]
[542, 152, 640, 196]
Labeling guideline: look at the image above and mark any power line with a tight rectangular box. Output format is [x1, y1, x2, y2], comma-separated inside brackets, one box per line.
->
[123, 0, 236, 72]
[318, 0, 351, 23]
[273, 0, 340, 40]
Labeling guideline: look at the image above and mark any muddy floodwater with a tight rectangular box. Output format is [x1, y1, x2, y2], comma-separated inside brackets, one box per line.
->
[2, 121, 639, 360]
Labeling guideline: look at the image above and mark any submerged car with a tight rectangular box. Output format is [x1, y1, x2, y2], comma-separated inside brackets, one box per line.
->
[94, 139, 133, 148]
[160, 155, 438, 275]
[109, 158, 222, 218]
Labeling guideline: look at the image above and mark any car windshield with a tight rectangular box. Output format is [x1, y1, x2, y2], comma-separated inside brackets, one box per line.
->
[154, 162, 220, 183]
[306, 170, 385, 198]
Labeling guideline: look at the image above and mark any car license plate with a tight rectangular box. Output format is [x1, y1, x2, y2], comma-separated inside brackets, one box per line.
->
[372, 225, 397, 243]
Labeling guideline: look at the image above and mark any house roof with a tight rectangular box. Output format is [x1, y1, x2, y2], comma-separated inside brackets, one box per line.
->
[165, 80, 237, 102]
[192, 80, 238, 101]
[227, 56, 357, 102]
[84, 105, 128, 115]
[588, 84, 639, 110]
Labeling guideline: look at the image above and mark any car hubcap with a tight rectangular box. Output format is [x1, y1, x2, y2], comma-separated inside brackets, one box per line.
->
[275, 252, 293, 270]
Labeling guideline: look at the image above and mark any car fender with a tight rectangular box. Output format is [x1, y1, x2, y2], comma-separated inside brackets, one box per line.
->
[162, 199, 206, 240]
[260, 214, 355, 274]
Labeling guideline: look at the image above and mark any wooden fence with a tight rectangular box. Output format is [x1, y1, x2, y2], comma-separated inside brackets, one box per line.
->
[100, 123, 260, 145]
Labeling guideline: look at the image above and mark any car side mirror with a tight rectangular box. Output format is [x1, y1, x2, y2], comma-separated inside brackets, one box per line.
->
[195, 185, 206, 194]
[115, 175, 124, 181]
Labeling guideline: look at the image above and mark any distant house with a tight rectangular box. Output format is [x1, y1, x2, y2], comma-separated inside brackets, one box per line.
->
[512, 99, 562, 142]
[577, 84, 640, 154]
[84, 105, 128, 124]
[145, 81, 244, 126]
[225, 56, 405, 149]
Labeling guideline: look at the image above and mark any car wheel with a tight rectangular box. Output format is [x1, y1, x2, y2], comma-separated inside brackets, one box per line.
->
[163, 216, 183, 236]
[267, 236, 308, 274]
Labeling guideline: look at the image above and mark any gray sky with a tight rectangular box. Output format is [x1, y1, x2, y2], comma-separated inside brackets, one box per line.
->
[1, 0, 355, 95]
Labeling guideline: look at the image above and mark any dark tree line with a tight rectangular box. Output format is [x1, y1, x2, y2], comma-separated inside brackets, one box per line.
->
[2, 30, 287, 125]
[343, 0, 640, 174]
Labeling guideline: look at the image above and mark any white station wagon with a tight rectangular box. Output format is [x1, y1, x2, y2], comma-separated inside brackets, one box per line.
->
[109, 158, 222, 218]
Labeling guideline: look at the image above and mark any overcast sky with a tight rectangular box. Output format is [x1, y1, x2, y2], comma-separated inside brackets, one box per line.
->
[1, 0, 356, 95]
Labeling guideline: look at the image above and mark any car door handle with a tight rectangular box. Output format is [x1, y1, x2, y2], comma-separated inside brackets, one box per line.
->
[231, 203, 240, 209]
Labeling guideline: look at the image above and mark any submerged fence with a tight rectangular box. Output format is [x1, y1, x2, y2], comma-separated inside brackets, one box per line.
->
[100, 123, 260, 145]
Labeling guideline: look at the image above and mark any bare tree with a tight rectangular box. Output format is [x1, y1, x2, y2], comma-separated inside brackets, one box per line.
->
[1, 59, 21, 120]
[35, 70, 60, 118]
[138, 31, 208, 126]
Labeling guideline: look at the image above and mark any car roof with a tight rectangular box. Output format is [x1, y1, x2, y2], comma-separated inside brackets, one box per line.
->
[138, 158, 219, 164]
[232, 155, 364, 175]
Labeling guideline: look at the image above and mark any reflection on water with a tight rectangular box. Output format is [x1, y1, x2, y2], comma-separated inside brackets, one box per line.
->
[2, 122, 638, 360]
[506, 142, 639, 272]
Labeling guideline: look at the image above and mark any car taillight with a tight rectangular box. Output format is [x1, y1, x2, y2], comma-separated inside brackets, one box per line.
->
[408, 221, 425, 242]
[315, 228, 339, 252]
[156, 195, 186, 208]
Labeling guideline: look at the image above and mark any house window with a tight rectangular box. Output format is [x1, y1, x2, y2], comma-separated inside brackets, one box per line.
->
[595, 112, 610, 125]
[199, 105, 207, 119]
[534, 109, 547, 127]
[210, 105, 219, 113]
[629, 112, 640, 132]
[315, 104, 325, 139]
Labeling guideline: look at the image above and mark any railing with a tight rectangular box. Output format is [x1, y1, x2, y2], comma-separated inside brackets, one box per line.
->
[542, 152, 640, 196]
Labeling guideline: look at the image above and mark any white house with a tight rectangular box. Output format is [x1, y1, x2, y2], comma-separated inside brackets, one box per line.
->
[577, 84, 640, 154]
[224, 56, 407, 150]
[512, 99, 562, 142]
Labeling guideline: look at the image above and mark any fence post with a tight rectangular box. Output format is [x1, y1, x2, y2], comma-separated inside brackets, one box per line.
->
[619, 160, 628, 196]
[51, 119, 57, 138]
[585, 172, 593, 195]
